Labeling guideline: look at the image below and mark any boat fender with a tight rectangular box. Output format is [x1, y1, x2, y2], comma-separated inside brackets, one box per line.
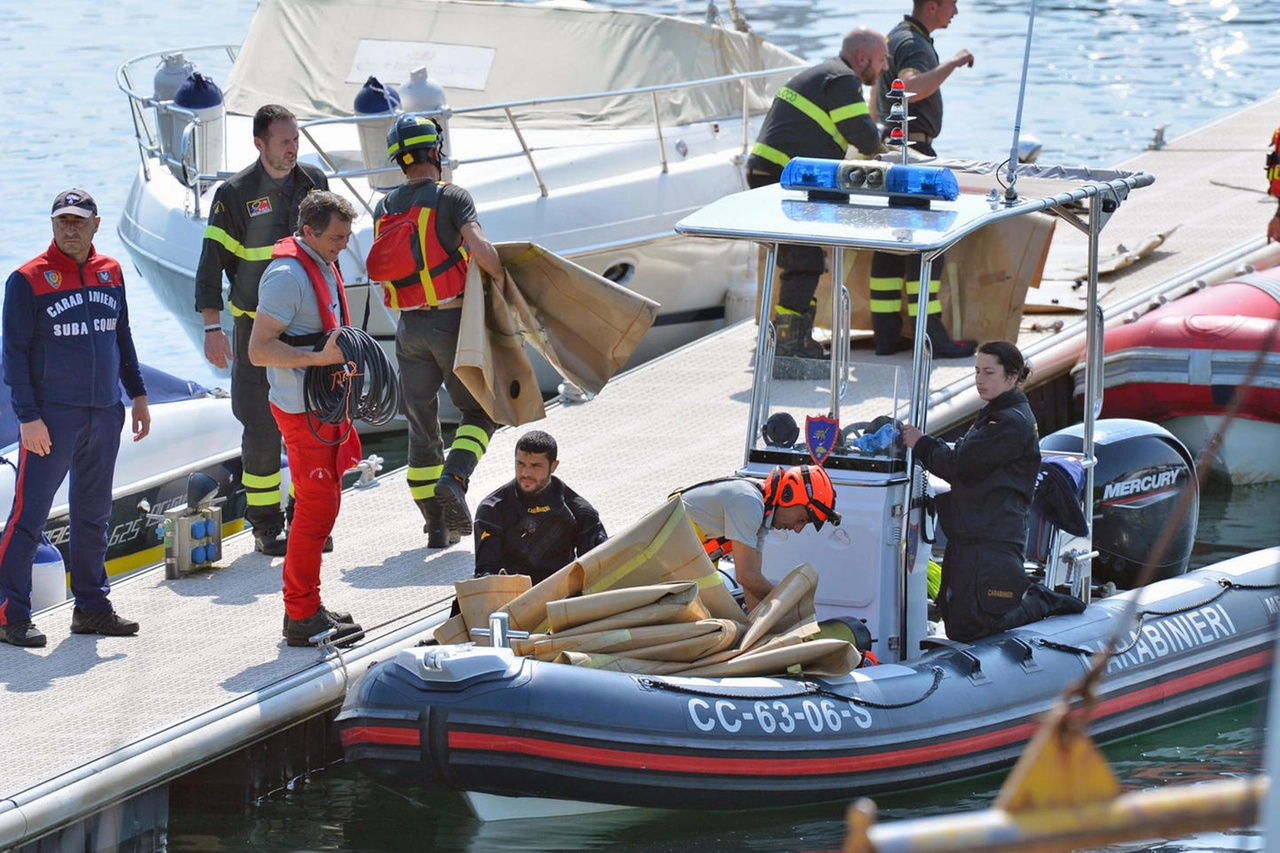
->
[172, 71, 224, 180]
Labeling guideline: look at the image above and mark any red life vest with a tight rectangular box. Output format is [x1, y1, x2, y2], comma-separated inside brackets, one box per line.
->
[270, 237, 350, 335]
[1268, 127, 1280, 199]
[367, 184, 470, 310]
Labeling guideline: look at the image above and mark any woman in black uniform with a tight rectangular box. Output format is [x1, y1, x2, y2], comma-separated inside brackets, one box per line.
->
[902, 341, 1082, 642]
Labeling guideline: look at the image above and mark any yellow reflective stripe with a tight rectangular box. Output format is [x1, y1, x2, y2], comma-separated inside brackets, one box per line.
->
[407, 465, 443, 482]
[450, 438, 486, 458]
[417, 207, 440, 307]
[750, 142, 791, 168]
[903, 278, 940, 296]
[829, 101, 870, 124]
[246, 491, 282, 506]
[775, 305, 802, 317]
[410, 483, 436, 500]
[869, 298, 902, 313]
[454, 424, 490, 450]
[776, 87, 851, 153]
[204, 225, 275, 262]
[228, 300, 256, 319]
[242, 471, 281, 489]
[906, 298, 941, 317]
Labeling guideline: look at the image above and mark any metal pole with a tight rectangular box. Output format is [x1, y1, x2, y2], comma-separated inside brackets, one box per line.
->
[1004, 0, 1039, 200]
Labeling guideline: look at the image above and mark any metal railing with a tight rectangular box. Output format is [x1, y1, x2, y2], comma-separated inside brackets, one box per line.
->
[118, 45, 802, 218]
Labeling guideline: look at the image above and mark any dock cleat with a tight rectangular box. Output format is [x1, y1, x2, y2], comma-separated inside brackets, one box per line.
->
[70, 607, 140, 637]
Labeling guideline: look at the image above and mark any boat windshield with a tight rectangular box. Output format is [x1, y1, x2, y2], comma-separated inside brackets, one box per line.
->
[752, 358, 908, 474]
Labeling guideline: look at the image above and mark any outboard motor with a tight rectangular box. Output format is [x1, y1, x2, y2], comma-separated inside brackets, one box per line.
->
[171, 72, 225, 184]
[355, 76, 401, 191]
[1040, 418, 1198, 590]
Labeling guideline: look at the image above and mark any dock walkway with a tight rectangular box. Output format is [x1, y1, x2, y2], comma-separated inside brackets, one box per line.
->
[3, 91, 1279, 849]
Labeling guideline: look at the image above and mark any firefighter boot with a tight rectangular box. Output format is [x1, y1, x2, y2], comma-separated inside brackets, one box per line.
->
[871, 312, 911, 356]
[774, 311, 826, 359]
[926, 314, 976, 359]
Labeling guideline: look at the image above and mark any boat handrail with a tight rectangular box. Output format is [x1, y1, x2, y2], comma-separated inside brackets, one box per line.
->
[117, 44, 803, 219]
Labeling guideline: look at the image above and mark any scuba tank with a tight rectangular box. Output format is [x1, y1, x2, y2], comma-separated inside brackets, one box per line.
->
[400, 67, 451, 179]
[171, 71, 225, 184]
[355, 76, 402, 191]
[153, 52, 194, 163]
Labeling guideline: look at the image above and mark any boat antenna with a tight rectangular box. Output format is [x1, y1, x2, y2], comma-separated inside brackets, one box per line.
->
[1004, 0, 1039, 202]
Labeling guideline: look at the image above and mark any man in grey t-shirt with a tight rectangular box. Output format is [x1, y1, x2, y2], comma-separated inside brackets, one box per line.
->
[679, 466, 840, 611]
[249, 190, 363, 648]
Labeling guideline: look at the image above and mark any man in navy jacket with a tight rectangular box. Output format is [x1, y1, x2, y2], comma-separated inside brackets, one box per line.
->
[0, 189, 151, 648]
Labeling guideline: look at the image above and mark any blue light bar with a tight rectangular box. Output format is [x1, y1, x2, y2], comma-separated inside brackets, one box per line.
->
[780, 158, 960, 204]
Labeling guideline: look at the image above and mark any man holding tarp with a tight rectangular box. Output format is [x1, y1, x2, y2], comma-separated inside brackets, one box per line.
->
[366, 114, 505, 549]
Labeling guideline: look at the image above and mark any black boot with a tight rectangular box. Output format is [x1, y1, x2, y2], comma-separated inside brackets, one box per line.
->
[774, 312, 826, 360]
[926, 314, 976, 359]
[417, 497, 460, 548]
[871, 312, 911, 356]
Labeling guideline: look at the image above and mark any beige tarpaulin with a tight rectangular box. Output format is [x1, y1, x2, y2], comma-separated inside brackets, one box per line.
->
[453, 242, 660, 426]
[760, 213, 1055, 345]
[435, 496, 861, 677]
[225, 0, 801, 127]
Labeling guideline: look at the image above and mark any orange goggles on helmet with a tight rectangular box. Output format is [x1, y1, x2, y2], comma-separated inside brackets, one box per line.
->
[765, 464, 841, 530]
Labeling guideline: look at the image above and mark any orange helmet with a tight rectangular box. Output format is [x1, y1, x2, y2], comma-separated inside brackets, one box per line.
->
[762, 465, 840, 530]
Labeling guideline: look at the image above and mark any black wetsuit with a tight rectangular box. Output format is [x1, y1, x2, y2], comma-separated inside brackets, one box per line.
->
[473, 477, 607, 586]
[913, 389, 1058, 642]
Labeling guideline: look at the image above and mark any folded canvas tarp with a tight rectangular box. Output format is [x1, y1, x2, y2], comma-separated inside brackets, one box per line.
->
[437, 495, 860, 678]
[453, 242, 660, 425]
[226, 0, 801, 128]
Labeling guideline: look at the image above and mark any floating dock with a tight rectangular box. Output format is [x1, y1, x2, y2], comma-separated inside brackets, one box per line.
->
[3, 91, 1279, 852]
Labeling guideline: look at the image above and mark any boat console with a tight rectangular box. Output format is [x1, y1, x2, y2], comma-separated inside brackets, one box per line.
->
[677, 159, 1154, 664]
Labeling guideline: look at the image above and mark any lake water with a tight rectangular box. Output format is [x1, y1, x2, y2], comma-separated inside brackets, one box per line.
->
[2, 0, 1278, 850]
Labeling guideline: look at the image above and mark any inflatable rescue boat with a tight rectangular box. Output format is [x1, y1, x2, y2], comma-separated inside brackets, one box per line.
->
[339, 155, 1278, 817]
[1072, 266, 1280, 484]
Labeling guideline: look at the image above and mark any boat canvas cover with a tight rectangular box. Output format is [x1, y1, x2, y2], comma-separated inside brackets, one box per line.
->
[225, 0, 802, 128]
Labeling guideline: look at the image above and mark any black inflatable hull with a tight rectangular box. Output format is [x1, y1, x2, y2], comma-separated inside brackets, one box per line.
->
[338, 549, 1279, 810]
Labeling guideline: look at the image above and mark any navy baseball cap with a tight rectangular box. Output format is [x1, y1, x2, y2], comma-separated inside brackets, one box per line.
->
[51, 189, 98, 218]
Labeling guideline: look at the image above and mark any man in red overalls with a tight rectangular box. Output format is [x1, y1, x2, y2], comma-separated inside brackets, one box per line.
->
[248, 190, 363, 647]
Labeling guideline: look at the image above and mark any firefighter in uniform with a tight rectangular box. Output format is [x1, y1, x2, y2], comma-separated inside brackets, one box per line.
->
[744, 27, 887, 359]
[870, 0, 976, 359]
[903, 341, 1083, 642]
[678, 465, 840, 611]
[367, 115, 506, 547]
[473, 430, 607, 586]
[195, 104, 329, 555]
[1, 189, 149, 647]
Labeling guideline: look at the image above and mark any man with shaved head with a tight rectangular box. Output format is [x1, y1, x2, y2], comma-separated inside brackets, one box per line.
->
[745, 26, 888, 361]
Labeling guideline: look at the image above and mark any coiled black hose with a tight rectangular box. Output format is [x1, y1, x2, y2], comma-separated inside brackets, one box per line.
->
[303, 326, 400, 445]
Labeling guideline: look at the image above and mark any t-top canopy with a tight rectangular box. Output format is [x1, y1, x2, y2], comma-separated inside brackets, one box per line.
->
[225, 0, 802, 128]
[676, 160, 1154, 255]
